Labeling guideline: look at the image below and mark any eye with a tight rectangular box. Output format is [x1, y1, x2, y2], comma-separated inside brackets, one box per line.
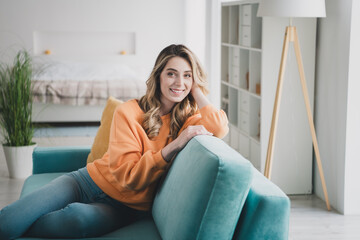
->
[184, 73, 192, 78]
[167, 72, 175, 77]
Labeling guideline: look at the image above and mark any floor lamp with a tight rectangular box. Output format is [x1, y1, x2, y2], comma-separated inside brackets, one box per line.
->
[257, 0, 331, 211]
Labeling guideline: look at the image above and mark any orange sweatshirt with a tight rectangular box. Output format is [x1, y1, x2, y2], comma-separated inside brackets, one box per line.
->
[87, 99, 229, 211]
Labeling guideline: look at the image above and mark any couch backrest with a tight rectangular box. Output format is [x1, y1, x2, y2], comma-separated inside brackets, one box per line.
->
[152, 135, 253, 240]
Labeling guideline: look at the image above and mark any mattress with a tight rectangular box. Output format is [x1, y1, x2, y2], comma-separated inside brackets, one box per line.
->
[32, 61, 147, 105]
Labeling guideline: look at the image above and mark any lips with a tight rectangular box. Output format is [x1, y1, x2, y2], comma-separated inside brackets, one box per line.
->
[170, 88, 185, 94]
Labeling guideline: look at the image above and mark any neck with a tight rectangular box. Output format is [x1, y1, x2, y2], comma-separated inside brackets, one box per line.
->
[160, 96, 175, 116]
[160, 107, 172, 116]
[160, 102, 175, 116]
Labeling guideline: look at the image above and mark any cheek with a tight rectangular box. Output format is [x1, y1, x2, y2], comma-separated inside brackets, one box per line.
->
[160, 76, 169, 91]
[159, 80, 167, 96]
[186, 79, 193, 90]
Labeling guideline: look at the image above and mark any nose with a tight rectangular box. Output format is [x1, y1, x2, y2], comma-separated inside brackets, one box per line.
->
[174, 75, 184, 86]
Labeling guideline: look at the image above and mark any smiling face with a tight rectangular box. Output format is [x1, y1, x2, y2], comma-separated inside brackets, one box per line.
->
[159, 56, 193, 114]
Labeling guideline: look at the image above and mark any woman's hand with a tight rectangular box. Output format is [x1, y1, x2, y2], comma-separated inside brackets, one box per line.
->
[191, 84, 210, 109]
[174, 125, 213, 149]
[161, 125, 213, 162]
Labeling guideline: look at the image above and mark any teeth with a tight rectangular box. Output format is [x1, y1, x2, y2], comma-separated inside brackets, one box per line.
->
[171, 89, 183, 93]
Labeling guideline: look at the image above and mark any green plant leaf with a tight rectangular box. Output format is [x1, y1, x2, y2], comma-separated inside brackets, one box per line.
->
[0, 50, 34, 146]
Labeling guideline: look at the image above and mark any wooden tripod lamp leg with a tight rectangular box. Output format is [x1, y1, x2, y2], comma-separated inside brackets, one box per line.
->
[264, 27, 291, 179]
[293, 27, 331, 211]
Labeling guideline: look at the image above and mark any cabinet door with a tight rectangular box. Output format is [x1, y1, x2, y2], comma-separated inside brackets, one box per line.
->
[230, 125, 239, 150]
[231, 66, 240, 86]
[239, 132, 250, 159]
[250, 139, 260, 170]
[240, 93, 250, 113]
[241, 26, 251, 47]
[231, 48, 240, 66]
[241, 4, 252, 26]
[239, 111, 250, 134]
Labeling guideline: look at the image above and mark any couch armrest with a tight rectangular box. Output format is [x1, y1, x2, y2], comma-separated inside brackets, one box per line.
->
[152, 136, 253, 240]
[233, 168, 290, 240]
[32, 146, 91, 174]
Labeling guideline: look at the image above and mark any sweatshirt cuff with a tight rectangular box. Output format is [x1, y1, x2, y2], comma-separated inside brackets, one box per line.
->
[153, 150, 169, 169]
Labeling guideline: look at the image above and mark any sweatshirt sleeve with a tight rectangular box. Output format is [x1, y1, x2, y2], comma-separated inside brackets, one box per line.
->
[181, 104, 229, 138]
[107, 107, 169, 191]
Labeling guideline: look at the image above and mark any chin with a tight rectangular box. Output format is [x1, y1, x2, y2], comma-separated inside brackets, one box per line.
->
[170, 97, 185, 104]
[172, 93, 190, 102]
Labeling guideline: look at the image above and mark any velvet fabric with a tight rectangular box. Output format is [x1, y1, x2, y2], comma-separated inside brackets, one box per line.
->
[152, 136, 253, 240]
[20, 172, 65, 198]
[32, 146, 89, 174]
[233, 169, 290, 240]
[15, 135, 289, 239]
[18, 218, 161, 240]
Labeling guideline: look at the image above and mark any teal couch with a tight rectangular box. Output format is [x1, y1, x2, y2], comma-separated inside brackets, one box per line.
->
[19, 136, 290, 240]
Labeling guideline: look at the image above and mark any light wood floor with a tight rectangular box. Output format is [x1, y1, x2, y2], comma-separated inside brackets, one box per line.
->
[1, 137, 360, 239]
[289, 195, 360, 240]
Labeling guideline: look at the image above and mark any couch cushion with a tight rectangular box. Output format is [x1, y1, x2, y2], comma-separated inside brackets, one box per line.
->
[87, 96, 123, 163]
[18, 218, 161, 240]
[17, 218, 161, 240]
[33, 147, 89, 174]
[20, 173, 65, 198]
[152, 135, 253, 240]
[102, 217, 161, 239]
[233, 168, 290, 240]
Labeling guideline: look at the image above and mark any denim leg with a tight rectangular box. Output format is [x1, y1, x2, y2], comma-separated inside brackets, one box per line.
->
[25, 202, 132, 238]
[0, 167, 149, 239]
[25, 168, 147, 238]
[0, 174, 81, 240]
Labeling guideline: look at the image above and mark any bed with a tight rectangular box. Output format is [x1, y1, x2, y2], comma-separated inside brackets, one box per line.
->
[31, 60, 147, 123]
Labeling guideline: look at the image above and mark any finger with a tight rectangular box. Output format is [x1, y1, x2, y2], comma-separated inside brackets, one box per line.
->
[194, 129, 213, 136]
[199, 125, 213, 135]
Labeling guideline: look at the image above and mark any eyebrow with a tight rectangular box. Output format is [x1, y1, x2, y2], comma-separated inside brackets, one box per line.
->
[166, 68, 192, 73]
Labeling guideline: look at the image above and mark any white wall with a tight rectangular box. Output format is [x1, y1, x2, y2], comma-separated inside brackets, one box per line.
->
[315, 0, 360, 214]
[0, 0, 212, 99]
[206, 0, 222, 108]
[343, 0, 360, 215]
[185, 0, 206, 64]
[0, 0, 189, 79]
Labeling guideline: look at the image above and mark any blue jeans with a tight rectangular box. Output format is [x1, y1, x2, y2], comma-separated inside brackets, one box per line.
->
[0, 167, 148, 239]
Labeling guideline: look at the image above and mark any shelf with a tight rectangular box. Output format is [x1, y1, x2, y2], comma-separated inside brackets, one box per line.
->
[221, 2, 262, 171]
[250, 135, 260, 144]
[220, 0, 317, 194]
[221, 43, 262, 53]
[221, 80, 261, 100]
[229, 123, 260, 145]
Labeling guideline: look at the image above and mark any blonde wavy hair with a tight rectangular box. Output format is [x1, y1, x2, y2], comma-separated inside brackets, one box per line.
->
[139, 44, 208, 140]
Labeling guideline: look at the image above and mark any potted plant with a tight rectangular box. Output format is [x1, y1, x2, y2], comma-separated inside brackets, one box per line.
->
[0, 50, 36, 178]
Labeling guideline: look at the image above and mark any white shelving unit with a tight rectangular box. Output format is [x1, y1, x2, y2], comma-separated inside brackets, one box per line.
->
[220, 0, 318, 194]
[221, 2, 262, 170]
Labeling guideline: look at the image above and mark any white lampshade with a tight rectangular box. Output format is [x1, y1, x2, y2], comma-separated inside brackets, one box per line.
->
[257, 0, 326, 18]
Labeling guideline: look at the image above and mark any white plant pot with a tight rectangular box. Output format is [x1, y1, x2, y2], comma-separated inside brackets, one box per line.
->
[3, 144, 37, 179]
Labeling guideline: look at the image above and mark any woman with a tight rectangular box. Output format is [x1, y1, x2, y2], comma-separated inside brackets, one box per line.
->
[0, 44, 228, 239]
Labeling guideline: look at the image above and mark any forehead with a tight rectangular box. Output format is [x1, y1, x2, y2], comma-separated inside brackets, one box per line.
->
[164, 56, 192, 71]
